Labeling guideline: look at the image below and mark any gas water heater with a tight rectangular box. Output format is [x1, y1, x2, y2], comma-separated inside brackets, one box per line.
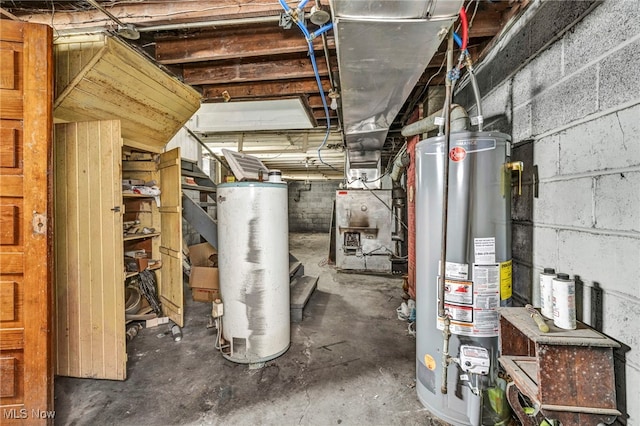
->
[415, 131, 514, 425]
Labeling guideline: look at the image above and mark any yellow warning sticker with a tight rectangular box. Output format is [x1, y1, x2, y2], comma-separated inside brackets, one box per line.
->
[500, 260, 513, 300]
[424, 354, 436, 371]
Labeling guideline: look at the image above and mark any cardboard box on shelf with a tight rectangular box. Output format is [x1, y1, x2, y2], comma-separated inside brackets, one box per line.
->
[188, 242, 219, 302]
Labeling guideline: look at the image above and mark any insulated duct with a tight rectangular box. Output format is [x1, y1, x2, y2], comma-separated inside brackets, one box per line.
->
[329, 0, 464, 181]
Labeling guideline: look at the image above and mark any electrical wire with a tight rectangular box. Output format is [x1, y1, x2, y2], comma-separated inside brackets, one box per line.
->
[279, 0, 340, 173]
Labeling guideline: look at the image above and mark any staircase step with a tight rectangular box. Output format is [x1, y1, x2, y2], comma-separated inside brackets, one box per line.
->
[199, 202, 217, 207]
[289, 261, 303, 279]
[290, 275, 318, 323]
[182, 194, 218, 248]
[182, 183, 216, 193]
[181, 169, 210, 179]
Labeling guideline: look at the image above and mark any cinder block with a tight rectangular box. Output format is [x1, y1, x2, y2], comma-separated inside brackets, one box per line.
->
[533, 178, 594, 228]
[595, 172, 640, 232]
[557, 230, 640, 299]
[531, 66, 598, 135]
[527, 0, 597, 64]
[564, 0, 640, 71]
[512, 223, 533, 263]
[512, 42, 563, 108]
[620, 364, 640, 424]
[532, 226, 558, 270]
[511, 183, 533, 222]
[559, 107, 640, 175]
[599, 38, 640, 111]
[512, 261, 531, 302]
[512, 103, 532, 142]
[602, 293, 640, 368]
[533, 134, 559, 180]
[477, 81, 511, 122]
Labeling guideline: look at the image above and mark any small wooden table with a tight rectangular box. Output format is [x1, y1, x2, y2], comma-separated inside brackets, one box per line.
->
[498, 307, 620, 425]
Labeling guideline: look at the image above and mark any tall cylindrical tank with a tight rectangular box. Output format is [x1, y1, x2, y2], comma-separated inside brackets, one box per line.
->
[415, 131, 512, 425]
[217, 182, 290, 363]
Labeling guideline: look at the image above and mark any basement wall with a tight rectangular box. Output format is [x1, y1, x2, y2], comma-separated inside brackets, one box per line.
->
[288, 181, 339, 232]
[457, 1, 640, 423]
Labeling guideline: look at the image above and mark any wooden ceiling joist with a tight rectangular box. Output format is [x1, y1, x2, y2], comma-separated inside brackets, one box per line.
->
[155, 26, 335, 65]
[183, 56, 336, 86]
[203, 78, 331, 102]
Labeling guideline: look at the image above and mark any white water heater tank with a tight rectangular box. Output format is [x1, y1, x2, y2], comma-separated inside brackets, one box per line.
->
[217, 182, 290, 363]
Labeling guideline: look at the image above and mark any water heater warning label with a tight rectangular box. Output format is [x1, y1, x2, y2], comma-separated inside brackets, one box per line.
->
[444, 279, 473, 305]
[474, 237, 496, 264]
[437, 265, 500, 337]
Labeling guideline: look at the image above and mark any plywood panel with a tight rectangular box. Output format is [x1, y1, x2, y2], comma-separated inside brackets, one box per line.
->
[0, 120, 22, 172]
[0, 49, 16, 89]
[0, 329, 23, 350]
[54, 34, 200, 151]
[0, 205, 18, 245]
[158, 148, 183, 327]
[0, 175, 23, 197]
[1, 21, 54, 419]
[0, 282, 16, 321]
[54, 35, 105, 98]
[0, 127, 18, 168]
[0, 357, 17, 397]
[54, 120, 125, 380]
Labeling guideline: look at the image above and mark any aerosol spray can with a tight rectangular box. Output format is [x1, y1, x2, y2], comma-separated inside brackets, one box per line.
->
[539, 268, 556, 318]
[552, 273, 576, 330]
[171, 323, 183, 342]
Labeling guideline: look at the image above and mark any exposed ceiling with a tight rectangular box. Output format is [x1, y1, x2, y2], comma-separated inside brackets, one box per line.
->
[1, 0, 531, 180]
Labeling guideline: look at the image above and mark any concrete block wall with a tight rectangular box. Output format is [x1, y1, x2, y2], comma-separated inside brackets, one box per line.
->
[458, 1, 640, 423]
[288, 181, 339, 232]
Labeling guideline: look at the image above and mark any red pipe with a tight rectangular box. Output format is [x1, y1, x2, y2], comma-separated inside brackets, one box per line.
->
[459, 6, 469, 51]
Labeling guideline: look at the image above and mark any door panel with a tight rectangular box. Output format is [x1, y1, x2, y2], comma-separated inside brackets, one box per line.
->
[158, 148, 184, 326]
[0, 20, 54, 422]
[54, 120, 125, 380]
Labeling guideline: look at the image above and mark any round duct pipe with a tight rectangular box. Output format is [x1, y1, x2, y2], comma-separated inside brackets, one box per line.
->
[401, 104, 469, 137]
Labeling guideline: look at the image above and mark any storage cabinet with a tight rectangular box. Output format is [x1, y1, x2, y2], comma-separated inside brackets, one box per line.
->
[498, 307, 620, 425]
[52, 34, 200, 380]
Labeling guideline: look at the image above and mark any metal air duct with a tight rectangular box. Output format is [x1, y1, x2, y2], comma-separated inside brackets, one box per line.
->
[329, 0, 463, 183]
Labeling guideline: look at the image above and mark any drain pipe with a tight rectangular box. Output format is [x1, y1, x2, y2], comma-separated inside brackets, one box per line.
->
[439, 27, 455, 396]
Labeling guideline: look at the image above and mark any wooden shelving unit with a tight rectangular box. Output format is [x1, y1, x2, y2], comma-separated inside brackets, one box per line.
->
[52, 33, 200, 381]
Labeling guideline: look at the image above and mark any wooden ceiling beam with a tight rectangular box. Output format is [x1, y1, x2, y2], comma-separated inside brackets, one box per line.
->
[14, 1, 289, 28]
[468, 11, 504, 38]
[155, 27, 335, 65]
[184, 56, 337, 85]
[203, 78, 332, 101]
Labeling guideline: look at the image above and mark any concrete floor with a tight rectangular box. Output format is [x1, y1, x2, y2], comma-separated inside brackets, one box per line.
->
[54, 233, 444, 425]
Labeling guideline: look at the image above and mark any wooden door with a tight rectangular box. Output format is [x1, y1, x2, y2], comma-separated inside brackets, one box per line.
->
[158, 148, 184, 327]
[54, 120, 126, 380]
[0, 20, 54, 421]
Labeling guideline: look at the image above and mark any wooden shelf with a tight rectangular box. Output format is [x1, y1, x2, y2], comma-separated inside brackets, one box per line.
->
[498, 307, 621, 425]
[123, 193, 157, 199]
[499, 356, 539, 404]
[123, 232, 160, 241]
[125, 262, 162, 279]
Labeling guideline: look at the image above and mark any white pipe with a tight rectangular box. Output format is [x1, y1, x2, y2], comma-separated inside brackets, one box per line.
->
[401, 104, 469, 137]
